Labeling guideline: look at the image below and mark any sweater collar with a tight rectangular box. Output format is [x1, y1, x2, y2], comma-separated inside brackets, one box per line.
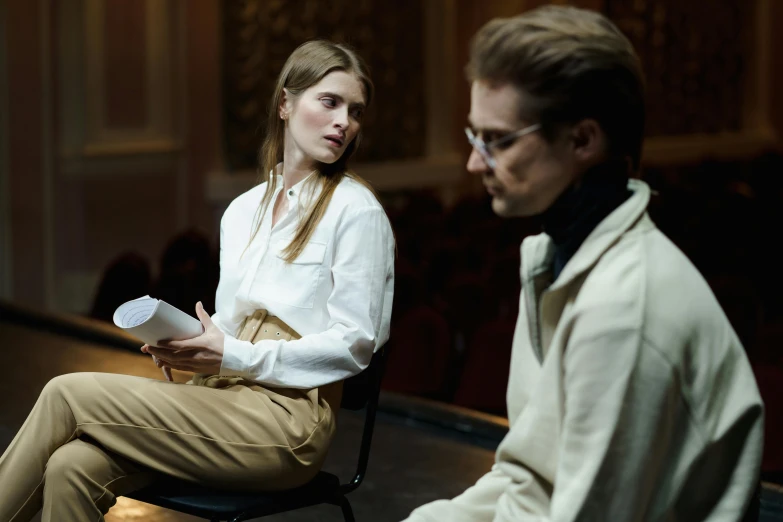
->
[521, 177, 651, 290]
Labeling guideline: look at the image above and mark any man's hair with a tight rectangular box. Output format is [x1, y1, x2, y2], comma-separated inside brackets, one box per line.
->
[467, 6, 646, 172]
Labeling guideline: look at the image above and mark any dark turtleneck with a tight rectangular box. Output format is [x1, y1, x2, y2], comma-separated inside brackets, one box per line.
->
[540, 158, 632, 280]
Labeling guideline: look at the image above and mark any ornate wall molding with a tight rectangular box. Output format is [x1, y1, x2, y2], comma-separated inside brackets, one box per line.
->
[0, 0, 11, 299]
[59, 0, 183, 173]
[53, 0, 188, 313]
[607, 0, 747, 136]
[42, 0, 56, 309]
[606, 0, 777, 164]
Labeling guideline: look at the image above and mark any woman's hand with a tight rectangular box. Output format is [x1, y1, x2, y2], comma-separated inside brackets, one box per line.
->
[143, 352, 174, 381]
[141, 301, 225, 376]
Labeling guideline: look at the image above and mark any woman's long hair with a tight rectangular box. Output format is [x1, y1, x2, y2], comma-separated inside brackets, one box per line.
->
[248, 40, 378, 262]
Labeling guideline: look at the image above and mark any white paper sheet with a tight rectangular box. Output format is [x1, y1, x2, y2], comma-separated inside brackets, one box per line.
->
[113, 296, 204, 346]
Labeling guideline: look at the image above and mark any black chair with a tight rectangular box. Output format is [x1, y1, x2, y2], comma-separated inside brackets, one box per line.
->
[742, 479, 761, 522]
[126, 347, 388, 522]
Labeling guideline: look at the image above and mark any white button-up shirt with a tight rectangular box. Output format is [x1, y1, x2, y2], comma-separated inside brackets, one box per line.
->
[213, 173, 395, 389]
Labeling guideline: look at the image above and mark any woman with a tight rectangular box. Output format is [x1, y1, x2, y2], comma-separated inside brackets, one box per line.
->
[0, 40, 395, 521]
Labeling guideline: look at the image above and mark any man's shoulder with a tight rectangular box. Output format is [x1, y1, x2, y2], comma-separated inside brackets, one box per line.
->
[587, 223, 733, 352]
[590, 220, 701, 297]
[633, 226, 717, 313]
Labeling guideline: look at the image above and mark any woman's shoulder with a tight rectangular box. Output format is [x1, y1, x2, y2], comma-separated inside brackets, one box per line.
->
[222, 182, 268, 222]
[330, 174, 384, 214]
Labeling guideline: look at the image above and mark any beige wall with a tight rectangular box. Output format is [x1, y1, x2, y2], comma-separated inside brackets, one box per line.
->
[4, 0, 221, 313]
[0, 0, 11, 300]
[6, 0, 49, 308]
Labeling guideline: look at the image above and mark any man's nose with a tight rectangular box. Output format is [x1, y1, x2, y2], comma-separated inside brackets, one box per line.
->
[466, 148, 490, 175]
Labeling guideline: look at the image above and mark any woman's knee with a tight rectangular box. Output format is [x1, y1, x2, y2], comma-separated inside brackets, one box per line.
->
[42, 372, 86, 394]
[44, 439, 149, 508]
[44, 440, 96, 484]
[40, 372, 97, 403]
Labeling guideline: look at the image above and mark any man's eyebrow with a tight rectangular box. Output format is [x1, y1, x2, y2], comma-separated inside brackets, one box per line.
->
[466, 120, 515, 134]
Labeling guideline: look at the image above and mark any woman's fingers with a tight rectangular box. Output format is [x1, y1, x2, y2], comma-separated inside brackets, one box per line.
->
[147, 345, 213, 374]
[149, 354, 173, 382]
[146, 346, 185, 362]
[152, 355, 194, 374]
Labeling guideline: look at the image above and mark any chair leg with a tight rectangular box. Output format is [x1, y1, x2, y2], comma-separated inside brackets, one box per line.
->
[339, 496, 356, 522]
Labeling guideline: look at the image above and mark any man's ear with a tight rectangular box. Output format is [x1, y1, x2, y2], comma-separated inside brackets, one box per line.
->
[570, 119, 607, 164]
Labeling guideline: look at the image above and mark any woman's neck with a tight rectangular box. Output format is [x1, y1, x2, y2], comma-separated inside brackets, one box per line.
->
[281, 141, 317, 191]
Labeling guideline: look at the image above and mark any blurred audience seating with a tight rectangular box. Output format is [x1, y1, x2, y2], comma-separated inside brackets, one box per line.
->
[383, 154, 783, 483]
[89, 251, 152, 323]
[153, 229, 219, 317]
[90, 229, 219, 324]
[87, 154, 783, 484]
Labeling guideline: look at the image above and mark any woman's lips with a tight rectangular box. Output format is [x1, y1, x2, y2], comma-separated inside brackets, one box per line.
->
[324, 135, 344, 147]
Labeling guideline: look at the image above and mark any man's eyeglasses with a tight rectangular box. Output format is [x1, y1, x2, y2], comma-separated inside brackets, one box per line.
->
[464, 123, 541, 169]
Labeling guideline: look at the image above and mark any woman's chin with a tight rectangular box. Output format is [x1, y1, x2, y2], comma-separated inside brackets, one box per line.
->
[312, 149, 344, 165]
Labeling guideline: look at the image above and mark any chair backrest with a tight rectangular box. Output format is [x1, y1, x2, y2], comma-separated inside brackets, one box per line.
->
[339, 346, 388, 495]
[341, 346, 387, 410]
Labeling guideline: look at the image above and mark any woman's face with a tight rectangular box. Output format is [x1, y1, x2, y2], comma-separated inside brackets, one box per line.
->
[282, 70, 366, 167]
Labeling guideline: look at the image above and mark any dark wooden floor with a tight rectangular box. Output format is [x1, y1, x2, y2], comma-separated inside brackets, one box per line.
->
[0, 321, 496, 522]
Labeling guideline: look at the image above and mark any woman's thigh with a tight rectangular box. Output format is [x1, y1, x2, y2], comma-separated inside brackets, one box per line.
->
[48, 372, 327, 488]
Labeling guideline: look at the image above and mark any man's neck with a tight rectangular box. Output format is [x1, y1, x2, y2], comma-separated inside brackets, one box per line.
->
[540, 158, 631, 280]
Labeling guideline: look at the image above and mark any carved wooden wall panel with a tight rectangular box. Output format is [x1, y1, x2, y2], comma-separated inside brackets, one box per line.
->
[222, 0, 426, 170]
[103, 0, 147, 128]
[606, 0, 749, 136]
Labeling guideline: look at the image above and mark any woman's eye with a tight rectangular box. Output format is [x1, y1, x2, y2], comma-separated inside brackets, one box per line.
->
[351, 109, 363, 120]
[321, 97, 336, 108]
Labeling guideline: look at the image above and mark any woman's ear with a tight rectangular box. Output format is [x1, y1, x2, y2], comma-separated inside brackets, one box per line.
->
[279, 88, 291, 120]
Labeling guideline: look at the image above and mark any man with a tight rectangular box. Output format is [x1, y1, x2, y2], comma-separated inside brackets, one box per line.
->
[404, 6, 763, 521]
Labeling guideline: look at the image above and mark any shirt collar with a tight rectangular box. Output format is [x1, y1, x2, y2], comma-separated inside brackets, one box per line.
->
[274, 170, 322, 208]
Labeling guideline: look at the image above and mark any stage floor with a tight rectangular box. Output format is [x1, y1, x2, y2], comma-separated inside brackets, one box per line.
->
[0, 320, 496, 522]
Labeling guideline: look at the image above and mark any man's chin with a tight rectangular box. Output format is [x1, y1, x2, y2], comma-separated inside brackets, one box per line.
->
[491, 196, 522, 218]
[490, 195, 542, 218]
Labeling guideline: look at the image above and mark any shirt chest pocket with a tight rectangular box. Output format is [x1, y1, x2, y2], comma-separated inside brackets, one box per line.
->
[266, 239, 328, 309]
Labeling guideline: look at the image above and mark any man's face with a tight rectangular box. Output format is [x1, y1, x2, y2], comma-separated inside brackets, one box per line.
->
[467, 80, 580, 218]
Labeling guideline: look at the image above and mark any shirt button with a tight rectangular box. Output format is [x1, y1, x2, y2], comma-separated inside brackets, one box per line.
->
[288, 190, 294, 196]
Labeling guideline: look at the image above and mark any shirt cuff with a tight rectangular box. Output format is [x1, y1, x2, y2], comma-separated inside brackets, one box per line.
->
[219, 335, 251, 376]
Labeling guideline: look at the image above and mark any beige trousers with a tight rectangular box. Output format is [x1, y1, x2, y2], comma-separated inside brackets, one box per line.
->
[0, 310, 341, 522]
